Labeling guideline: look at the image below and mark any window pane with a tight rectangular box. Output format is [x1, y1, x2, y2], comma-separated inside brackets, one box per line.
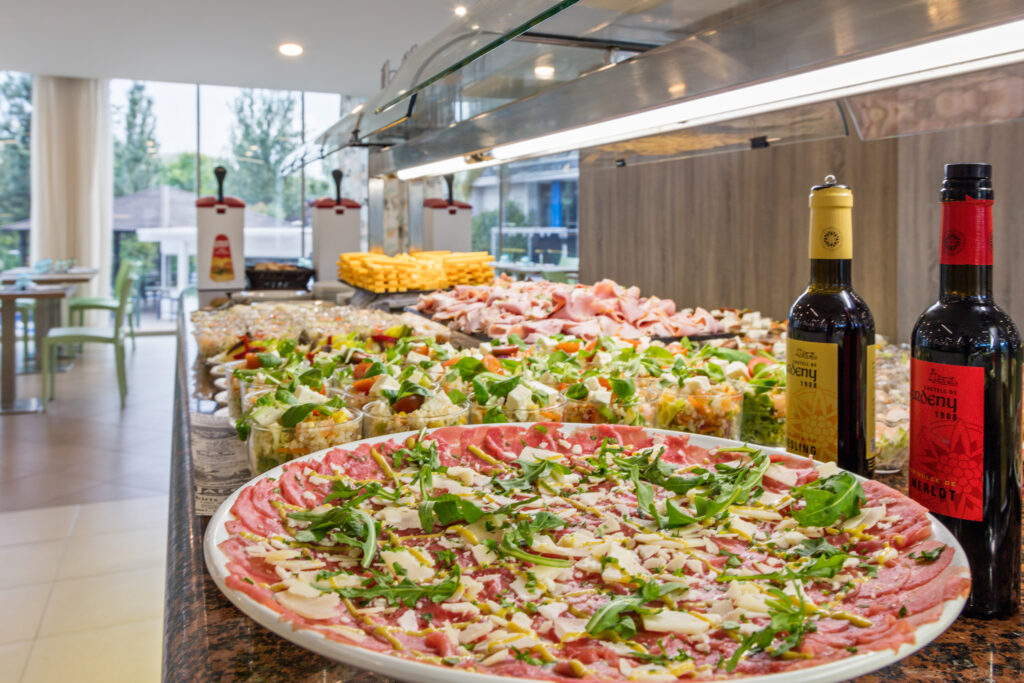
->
[467, 152, 579, 271]
[0, 71, 32, 269]
[110, 79, 198, 330]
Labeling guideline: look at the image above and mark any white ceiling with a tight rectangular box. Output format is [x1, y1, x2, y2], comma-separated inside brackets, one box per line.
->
[0, 0, 464, 95]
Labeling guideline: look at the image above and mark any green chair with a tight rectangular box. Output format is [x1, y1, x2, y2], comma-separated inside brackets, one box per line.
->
[41, 271, 138, 409]
[68, 259, 137, 349]
[15, 299, 33, 360]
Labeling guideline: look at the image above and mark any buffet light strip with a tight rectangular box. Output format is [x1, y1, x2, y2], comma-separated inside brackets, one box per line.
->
[395, 155, 503, 181]
[488, 19, 1024, 161]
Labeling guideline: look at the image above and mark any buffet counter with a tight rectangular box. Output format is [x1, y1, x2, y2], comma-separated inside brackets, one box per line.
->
[163, 294, 1023, 682]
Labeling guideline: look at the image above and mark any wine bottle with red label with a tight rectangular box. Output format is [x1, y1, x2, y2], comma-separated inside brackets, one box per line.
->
[909, 163, 1022, 618]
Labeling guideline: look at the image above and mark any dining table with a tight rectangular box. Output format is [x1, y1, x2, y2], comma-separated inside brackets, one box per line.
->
[0, 267, 98, 372]
[0, 284, 76, 413]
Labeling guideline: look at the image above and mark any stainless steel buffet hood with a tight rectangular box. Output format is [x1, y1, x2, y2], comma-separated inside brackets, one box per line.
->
[281, 0, 1024, 177]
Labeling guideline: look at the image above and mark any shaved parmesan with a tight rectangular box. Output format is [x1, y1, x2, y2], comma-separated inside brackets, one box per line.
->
[641, 610, 710, 635]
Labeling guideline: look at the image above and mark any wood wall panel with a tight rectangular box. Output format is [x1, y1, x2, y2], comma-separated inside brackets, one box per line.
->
[895, 120, 1024, 337]
[580, 136, 900, 338]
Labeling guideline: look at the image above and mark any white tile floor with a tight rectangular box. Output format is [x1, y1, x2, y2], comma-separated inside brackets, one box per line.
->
[0, 495, 168, 683]
[1, 335, 175, 683]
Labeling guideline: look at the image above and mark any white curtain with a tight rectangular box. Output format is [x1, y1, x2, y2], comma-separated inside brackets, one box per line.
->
[30, 76, 113, 315]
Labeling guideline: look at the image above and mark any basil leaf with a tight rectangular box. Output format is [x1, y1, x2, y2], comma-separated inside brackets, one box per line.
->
[472, 378, 489, 405]
[453, 357, 485, 381]
[257, 352, 283, 368]
[280, 403, 322, 428]
[565, 383, 589, 400]
[447, 388, 467, 405]
[609, 377, 636, 399]
[489, 375, 522, 398]
[483, 406, 509, 424]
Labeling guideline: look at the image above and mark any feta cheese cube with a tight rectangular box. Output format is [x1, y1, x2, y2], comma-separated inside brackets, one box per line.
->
[370, 374, 400, 396]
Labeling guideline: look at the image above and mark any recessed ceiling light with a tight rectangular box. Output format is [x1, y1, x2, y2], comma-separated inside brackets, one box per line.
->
[454, 5, 467, 17]
[278, 42, 303, 57]
[534, 65, 555, 80]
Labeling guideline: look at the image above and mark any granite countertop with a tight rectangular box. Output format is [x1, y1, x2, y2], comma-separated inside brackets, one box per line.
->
[163, 302, 1024, 682]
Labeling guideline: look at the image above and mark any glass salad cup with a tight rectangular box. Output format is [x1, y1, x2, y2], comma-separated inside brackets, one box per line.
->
[329, 377, 440, 413]
[469, 394, 567, 424]
[562, 394, 656, 427]
[874, 407, 910, 474]
[654, 384, 742, 439]
[225, 360, 248, 418]
[738, 380, 787, 447]
[361, 399, 469, 437]
[247, 410, 363, 476]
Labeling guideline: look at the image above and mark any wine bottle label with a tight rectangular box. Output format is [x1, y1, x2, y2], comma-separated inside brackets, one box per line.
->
[908, 358, 985, 521]
[785, 339, 839, 462]
[940, 197, 993, 266]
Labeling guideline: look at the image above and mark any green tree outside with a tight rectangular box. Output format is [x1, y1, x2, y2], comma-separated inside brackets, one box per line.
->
[0, 72, 32, 264]
[113, 82, 163, 196]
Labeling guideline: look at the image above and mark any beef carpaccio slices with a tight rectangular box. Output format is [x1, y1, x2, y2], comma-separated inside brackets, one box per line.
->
[216, 424, 968, 681]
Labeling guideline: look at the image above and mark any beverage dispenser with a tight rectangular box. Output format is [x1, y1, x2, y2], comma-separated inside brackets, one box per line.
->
[311, 169, 362, 281]
[196, 166, 245, 304]
[422, 175, 472, 253]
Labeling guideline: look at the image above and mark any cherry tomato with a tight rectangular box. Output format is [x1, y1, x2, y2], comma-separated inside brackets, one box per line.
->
[351, 377, 377, 394]
[371, 334, 398, 345]
[748, 356, 775, 376]
[392, 394, 425, 414]
[352, 361, 373, 380]
[557, 341, 580, 353]
[244, 352, 261, 369]
[482, 355, 504, 374]
[490, 345, 519, 357]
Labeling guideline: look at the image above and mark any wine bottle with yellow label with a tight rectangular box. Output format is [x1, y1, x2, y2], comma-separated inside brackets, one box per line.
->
[786, 175, 876, 476]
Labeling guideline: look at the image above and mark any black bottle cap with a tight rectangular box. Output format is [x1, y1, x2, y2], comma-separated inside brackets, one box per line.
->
[944, 163, 990, 180]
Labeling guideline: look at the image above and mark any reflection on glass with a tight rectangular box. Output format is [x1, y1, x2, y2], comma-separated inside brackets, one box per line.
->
[457, 152, 578, 274]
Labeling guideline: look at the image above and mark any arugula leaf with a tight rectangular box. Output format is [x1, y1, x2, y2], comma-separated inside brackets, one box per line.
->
[724, 585, 812, 672]
[497, 512, 572, 567]
[417, 494, 538, 533]
[718, 554, 849, 585]
[288, 505, 380, 568]
[909, 545, 946, 564]
[788, 538, 845, 558]
[586, 580, 686, 638]
[791, 472, 866, 527]
[665, 499, 697, 527]
[317, 564, 461, 607]
[493, 457, 571, 492]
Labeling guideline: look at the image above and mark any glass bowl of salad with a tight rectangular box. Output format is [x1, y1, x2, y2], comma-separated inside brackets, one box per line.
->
[239, 392, 362, 476]
[361, 389, 469, 437]
[654, 377, 742, 438]
[738, 363, 787, 447]
[466, 375, 566, 424]
[330, 360, 436, 410]
[874, 407, 910, 474]
[561, 377, 655, 426]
